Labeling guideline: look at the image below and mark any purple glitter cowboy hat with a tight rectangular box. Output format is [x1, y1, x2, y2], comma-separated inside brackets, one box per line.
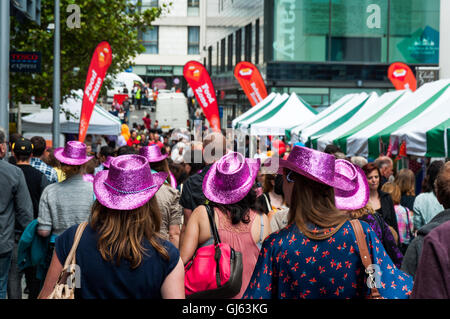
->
[102, 156, 114, 169]
[94, 154, 168, 210]
[203, 152, 261, 205]
[265, 146, 369, 210]
[54, 141, 93, 166]
[139, 144, 168, 163]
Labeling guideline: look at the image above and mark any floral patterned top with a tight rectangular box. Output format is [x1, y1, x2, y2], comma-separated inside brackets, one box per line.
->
[242, 221, 413, 299]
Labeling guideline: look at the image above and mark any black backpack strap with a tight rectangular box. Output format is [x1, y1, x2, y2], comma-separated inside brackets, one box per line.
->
[205, 205, 221, 245]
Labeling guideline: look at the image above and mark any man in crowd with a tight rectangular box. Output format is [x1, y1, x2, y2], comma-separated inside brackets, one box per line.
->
[375, 155, 394, 187]
[10, 138, 50, 298]
[0, 128, 33, 299]
[30, 136, 58, 184]
[179, 132, 227, 243]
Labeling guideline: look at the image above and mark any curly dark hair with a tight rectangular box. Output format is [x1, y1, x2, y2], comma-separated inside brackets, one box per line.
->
[209, 188, 258, 225]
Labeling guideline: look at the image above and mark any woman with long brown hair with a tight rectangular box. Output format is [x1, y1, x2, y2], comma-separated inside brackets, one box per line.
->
[38, 155, 184, 299]
[243, 146, 413, 299]
[395, 168, 416, 211]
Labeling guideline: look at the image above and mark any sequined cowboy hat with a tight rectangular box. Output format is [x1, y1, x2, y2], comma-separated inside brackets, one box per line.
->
[102, 156, 115, 169]
[54, 141, 93, 166]
[202, 152, 261, 205]
[265, 146, 369, 210]
[94, 154, 168, 210]
[139, 144, 168, 162]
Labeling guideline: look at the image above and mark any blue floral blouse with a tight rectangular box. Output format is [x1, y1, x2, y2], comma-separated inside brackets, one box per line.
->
[242, 221, 413, 299]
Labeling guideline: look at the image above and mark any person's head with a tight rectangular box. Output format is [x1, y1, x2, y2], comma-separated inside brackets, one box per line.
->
[0, 127, 8, 159]
[375, 156, 394, 179]
[202, 152, 260, 224]
[54, 141, 94, 179]
[394, 168, 415, 196]
[263, 174, 276, 193]
[435, 162, 450, 209]
[182, 148, 205, 176]
[351, 156, 368, 168]
[271, 146, 369, 239]
[202, 132, 227, 165]
[43, 147, 60, 168]
[130, 130, 137, 139]
[91, 155, 169, 269]
[422, 160, 445, 194]
[99, 146, 115, 163]
[117, 145, 136, 156]
[362, 163, 381, 192]
[324, 144, 342, 155]
[9, 133, 22, 150]
[381, 182, 401, 205]
[283, 168, 348, 240]
[12, 138, 34, 163]
[30, 136, 47, 158]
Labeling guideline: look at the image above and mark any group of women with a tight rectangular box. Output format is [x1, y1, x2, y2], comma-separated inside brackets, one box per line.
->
[36, 139, 416, 299]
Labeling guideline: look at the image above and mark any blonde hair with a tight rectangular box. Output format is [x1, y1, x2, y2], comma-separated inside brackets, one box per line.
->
[348, 204, 375, 219]
[381, 182, 401, 205]
[287, 170, 348, 240]
[395, 169, 415, 196]
[90, 198, 169, 269]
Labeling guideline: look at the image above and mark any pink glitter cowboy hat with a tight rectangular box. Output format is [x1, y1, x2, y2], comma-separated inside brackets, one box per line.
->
[202, 152, 261, 205]
[102, 156, 114, 169]
[139, 144, 168, 162]
[94, 154, 168, 210]
[265, 146, 369, 211]
[54, 141, 93, 166]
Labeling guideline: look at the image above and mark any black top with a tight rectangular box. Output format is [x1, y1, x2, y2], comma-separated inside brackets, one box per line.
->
[377, 189, 399, 235]
[400, 194, 416, 211]
[16, 164, 50, 219]
[179, 164, 212, 211]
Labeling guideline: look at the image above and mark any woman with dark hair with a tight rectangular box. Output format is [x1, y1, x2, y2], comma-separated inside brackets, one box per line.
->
[38, 155, 184, 299]
[180, 152, 270, 299]
[243, 146, 413, 299]
[139, 145, 183, 248]
[413, 160, 445, 231]
[362, 163, 399, 235]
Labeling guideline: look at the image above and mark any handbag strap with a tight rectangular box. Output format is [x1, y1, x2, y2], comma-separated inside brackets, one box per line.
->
[63, 222, 88, 269]
[349, 219, 382, 299]
[205, 205, 221, 245]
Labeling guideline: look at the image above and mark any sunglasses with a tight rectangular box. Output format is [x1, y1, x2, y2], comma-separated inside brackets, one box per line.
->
[286, 170, 295, 183]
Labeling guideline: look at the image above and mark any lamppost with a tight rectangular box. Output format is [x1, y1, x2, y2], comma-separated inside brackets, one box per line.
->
[0, 1, 10, 140]
[52, 0, 61, 148]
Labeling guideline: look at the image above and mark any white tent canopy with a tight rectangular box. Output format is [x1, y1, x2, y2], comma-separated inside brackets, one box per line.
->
[316, 90, 405, 151]
[249, 93, 317, 136]
[231, 92, 277, 129]
[345, 80, 450, 157]
[22, 92, 122, 136]
[234, 93, 289, 133]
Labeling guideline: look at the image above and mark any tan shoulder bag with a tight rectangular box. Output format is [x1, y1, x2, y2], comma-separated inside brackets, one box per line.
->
[349, 219, 383, 299]
[47, 222, 88, 299]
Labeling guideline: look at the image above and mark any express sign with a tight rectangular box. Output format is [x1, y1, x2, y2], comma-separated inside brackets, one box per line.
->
[10, 51, 42, 73]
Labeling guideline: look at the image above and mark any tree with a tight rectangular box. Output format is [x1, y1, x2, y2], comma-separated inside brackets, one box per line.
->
[10, 0, 171, 107]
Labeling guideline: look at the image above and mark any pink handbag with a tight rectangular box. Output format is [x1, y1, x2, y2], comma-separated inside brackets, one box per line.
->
[184, 205, 243, 299]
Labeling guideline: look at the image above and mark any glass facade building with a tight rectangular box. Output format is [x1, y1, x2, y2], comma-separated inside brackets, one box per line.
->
[206, 0, 440, 127]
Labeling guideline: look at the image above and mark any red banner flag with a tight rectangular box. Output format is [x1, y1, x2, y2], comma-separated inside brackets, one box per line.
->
[183, 61, 221, 131]
[234, 61, 268, 107]
[79, 41, 112, 142]
[388, 62, 417, 92]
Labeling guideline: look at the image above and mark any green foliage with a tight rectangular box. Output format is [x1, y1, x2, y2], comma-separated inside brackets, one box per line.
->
[10, 0, 171, 107]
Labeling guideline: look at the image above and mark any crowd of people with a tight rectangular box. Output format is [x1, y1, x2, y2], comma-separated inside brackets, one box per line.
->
[0, 123, 449, 299]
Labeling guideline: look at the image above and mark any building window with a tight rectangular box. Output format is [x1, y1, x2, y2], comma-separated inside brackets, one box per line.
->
[236, 29, 242, 64]
[188, 26, 200, 55]
[245, 23, 252, 62]
[208, 46, 213, 74]
[187, 0, 200, 16]
[228, 34, 233, 71]
[142, 26, 158, 54]
[141, 0, 158, 9]
[255, 19, 260, 65]
[221, 38, 226, 72]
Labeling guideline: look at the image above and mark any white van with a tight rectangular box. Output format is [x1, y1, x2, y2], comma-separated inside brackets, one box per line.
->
[155, 92, 189, 132]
